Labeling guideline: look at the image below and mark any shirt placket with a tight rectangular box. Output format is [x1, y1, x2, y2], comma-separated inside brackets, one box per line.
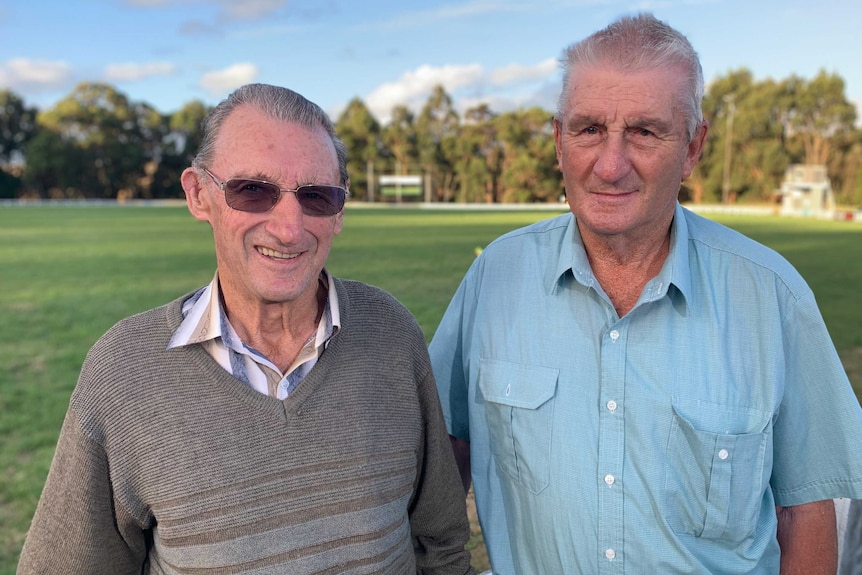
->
[598, 318, 627, 574]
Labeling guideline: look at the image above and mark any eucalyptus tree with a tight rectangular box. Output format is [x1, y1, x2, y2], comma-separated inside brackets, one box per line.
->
[0, 89, 37, 165]
[696, 69, 793, 203]
[415, 85, 460, 202]
[494, 107, 560, 203]
[335, 97, 381, 201]
[454, 104, 501, 203]
[381, 105, 419, 176]
[31, 82, 161, 198]
[146, 99, 210, 198]
[782, 70, 857, 167]
[0, 89, 37, 197]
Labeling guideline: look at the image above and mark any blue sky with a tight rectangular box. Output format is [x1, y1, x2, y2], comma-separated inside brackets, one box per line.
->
[1, 0, 859, 124]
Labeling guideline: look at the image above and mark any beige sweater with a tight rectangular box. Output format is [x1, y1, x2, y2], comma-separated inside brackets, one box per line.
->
[18, 278, 474, 575]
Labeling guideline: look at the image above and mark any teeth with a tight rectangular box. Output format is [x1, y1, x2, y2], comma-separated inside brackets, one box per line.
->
[257, 247, 299, 260]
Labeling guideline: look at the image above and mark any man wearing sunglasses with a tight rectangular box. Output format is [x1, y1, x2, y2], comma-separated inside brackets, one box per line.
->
[18, 84, 475, 574]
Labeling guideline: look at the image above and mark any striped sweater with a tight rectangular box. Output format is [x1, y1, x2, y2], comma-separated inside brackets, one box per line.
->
[18, 279, 474, 575]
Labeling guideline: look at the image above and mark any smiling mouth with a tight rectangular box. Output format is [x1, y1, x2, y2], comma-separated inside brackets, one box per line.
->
[257, 246, 300, 260]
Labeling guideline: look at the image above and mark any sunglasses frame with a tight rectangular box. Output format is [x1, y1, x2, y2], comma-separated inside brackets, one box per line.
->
[200, 167, 348, 216]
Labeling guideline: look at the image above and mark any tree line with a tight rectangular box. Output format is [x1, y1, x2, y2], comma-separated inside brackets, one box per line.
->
[1, 68, 860, 206]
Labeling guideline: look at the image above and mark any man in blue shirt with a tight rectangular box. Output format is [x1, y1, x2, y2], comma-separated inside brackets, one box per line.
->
[430, 13, 862, 574]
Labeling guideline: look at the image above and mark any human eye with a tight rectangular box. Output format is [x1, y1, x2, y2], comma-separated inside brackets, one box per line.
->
[631, 126, 655, 138]
[299, 187, 324, 201]
[237, 180, 273, 195]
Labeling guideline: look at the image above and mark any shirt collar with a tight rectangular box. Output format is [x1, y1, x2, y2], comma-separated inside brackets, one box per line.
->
[167, 269, 341, 351]
[550, 203, 692, 309]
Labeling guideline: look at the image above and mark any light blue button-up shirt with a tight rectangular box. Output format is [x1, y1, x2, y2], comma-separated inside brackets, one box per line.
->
[430, 204, 862, 574]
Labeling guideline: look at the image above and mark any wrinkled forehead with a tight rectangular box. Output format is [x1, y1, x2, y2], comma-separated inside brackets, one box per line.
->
[218, 108, 336, 159]
[565, 63, 690, 117]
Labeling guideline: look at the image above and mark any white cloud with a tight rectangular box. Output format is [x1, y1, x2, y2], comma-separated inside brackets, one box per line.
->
[0, 58, 73, 92]
[363, 58, 560, 123]
[104, 61, 178, 82]
[199, 63, 259, 97]
[365, 63, 484, 123]
[491, 58, 558, 86]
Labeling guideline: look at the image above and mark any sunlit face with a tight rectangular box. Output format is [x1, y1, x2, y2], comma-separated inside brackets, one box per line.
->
[182, 105, 344, 313]
[554, 64, 706, 245]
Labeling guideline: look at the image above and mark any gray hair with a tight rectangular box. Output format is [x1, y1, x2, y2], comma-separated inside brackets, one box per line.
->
[555, 13, 704, 141]
[193, 83, 349, 187]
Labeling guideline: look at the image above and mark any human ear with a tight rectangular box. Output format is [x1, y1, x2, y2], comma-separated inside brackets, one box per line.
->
[682, 121, 709, 179]
[181, 168, 213, 223]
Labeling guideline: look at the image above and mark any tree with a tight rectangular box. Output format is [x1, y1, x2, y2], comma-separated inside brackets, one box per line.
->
[0, 90, 38, 197]
[335, 98, 381, 200]
[416, 85, 460, 202]
[149, 99, 210, 198]
[495, 108, 560, 203]
[0, 89, 37, 165]
[381, 105, 419, 175]
[782, 70, 857, 166]
[32, 83, 159, 198]
[696, 69, 790, 203]
[22, 129, 88, 198]
[455, 104, 502, 203]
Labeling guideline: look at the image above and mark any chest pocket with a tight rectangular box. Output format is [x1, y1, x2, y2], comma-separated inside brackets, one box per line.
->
[478, 359, 558, 494]
[663, 398, 772, 543]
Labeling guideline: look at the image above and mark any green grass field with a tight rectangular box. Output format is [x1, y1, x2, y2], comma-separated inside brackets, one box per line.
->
[1, 205, 861, 574]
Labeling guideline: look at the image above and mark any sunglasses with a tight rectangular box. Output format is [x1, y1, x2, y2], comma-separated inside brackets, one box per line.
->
[201, 167, 348, 217]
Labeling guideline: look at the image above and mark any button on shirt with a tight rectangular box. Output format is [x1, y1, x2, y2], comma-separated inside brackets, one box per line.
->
[168, 270, 340, 399]
[429, 204, 862, 574]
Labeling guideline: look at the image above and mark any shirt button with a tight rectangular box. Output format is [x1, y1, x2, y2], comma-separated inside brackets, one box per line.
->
[609, 330, 620, 341]
[605, 549, 616, 560]
[606, 400, 617, 412]
[604, 474, 615, 486]
[718, 449, 729, 460]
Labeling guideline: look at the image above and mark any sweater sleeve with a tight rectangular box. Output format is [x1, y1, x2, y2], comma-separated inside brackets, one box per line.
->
[17, 409, 148, 575]
[410, 368, 477, 575]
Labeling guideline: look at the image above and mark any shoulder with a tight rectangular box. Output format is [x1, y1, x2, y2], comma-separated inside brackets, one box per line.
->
[333, 278, 425, 337]
[485, 212, 573, 253]
[681, 207, 811, 298]
[70, 294, 193, 441]
[76, 293, 192, 399]
[467, 212, 573, 278]
[88, 295, 185, 362]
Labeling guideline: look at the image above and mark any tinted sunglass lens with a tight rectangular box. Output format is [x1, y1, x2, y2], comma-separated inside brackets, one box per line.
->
[297, 186, 344, 216]
[225, 180, 279, 213]
[221, 178, 345, 216]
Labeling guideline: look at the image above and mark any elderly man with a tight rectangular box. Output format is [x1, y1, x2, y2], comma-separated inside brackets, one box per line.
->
[430, 14, 862, 575]
[19, 84, 474, 574]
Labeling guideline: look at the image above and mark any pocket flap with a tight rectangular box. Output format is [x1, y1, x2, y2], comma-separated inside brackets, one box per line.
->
[478, 359, 558, 409]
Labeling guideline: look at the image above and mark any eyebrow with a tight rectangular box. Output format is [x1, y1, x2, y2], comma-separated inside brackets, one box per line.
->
[625, 116, 675, 134]
[229, 171, 282, 183]
[564, 113, 676, 135]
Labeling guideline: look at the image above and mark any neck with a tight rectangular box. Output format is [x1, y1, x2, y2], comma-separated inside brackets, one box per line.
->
[579, 220, 672, 317]
[220, 277, 326, 370]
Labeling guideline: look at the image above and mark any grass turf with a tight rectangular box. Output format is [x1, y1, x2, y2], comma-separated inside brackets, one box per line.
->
[1, 204, 860, 573]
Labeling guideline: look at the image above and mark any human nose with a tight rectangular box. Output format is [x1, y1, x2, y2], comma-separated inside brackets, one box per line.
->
[592, 133, 632, 182]
[265, 191, 306, 241]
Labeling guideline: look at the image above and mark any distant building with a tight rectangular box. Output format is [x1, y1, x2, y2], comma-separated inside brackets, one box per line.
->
[777, 164, 835, 218]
